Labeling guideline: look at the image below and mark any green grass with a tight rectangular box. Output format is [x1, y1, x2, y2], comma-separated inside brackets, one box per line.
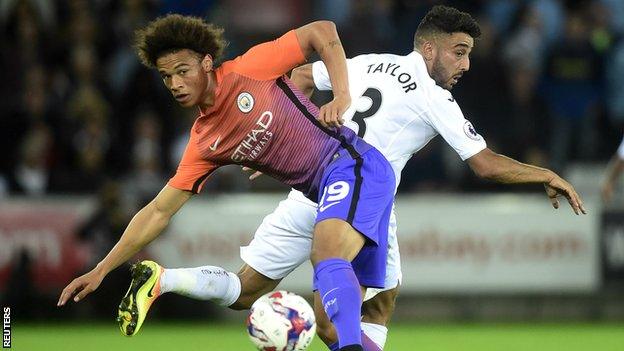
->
[10, 322, 624, 351]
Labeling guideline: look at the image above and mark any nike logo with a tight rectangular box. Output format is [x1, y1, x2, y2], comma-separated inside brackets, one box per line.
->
[147, 280, 157, 298]
[209, 136, 221, 151]
[324, 297, 337, 311]
[319, 202, 340, 212]
[448, 97, 455, 102]
[321, 287, 339, 303]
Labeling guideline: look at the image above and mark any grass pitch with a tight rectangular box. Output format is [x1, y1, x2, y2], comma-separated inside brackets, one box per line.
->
[11, 322, 624, 351]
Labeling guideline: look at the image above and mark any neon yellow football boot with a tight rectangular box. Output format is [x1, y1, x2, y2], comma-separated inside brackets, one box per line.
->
[117, 260, 163, 336]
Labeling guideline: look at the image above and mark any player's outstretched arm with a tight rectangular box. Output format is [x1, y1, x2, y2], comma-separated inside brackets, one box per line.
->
[295, 21, 350, 128]
[467, 148, 586, 215]
[601, 155, 624, 203]
[57, 185, 193, 306]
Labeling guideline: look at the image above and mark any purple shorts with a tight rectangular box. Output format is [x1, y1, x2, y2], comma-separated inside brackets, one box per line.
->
[314, 146, 395, 289]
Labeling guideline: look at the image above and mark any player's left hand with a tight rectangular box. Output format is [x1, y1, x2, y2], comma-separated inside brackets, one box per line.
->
[242, 166, 263, 180]
[543, 175, 587, 215]
[318, 93, 350, 129]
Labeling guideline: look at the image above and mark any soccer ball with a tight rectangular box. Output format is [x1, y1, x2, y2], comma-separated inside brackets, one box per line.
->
[246, 290, 316, 351]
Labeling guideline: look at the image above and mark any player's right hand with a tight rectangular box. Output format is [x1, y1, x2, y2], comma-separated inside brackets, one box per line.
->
[57, 269, 105, 306]
[543, 175, 587, 215]
[318, 93, 350, 129]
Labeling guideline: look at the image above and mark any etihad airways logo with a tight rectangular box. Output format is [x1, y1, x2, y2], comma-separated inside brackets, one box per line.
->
[231, 111, 274, 163]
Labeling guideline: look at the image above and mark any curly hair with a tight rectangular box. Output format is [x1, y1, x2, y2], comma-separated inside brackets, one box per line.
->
[414, 5, 481, 47]
[134, 14, 227, 68]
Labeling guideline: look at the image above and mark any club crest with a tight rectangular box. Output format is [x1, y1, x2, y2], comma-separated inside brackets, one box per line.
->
[237, 92, 254, 113]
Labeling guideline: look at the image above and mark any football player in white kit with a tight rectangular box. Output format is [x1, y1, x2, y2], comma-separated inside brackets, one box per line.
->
[59, 6, 586, 351]
[237, 6, 584, 350]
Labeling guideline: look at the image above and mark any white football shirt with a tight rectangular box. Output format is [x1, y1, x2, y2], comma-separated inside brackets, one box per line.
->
[312, 51, 487, 189]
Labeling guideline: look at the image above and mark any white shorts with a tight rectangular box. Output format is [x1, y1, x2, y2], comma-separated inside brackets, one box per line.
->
[240, 189, 402, 301]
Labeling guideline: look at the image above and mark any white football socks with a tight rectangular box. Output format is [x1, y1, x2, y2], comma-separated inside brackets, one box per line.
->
[159, 265, 242, 307]
[361, 322, 388, 349]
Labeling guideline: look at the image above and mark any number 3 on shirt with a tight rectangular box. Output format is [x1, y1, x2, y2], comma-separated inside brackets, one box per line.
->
[353, 87, 382, 137]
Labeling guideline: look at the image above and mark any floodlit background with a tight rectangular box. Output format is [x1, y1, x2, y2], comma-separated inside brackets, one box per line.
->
[1, 0, 623, 350]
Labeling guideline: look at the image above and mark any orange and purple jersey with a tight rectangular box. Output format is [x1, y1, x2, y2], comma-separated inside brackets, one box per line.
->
[168, 30, 372, 200]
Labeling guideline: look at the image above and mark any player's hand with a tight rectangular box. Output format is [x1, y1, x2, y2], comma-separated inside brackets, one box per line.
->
[318, 93, 350, 129]
[543, 174, 587, 215]
[242, 166, 263, 180]
[57, 269, 105, 306]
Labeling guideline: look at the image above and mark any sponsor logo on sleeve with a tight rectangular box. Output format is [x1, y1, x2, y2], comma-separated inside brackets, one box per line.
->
[463, 121, 482, 141]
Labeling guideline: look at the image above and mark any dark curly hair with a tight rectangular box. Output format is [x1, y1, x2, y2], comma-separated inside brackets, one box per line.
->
[414, 5, 481, 48]
[134, 14, 227, 68]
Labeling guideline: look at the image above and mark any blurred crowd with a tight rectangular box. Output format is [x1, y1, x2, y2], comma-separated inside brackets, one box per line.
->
[1, 0, 624, 200]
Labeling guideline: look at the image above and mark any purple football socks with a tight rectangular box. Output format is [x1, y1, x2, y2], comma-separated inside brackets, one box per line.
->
[315, 258, 362, 349]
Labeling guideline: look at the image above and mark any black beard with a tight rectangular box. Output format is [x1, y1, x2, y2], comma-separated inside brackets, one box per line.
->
[431, 59, 452, 90]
